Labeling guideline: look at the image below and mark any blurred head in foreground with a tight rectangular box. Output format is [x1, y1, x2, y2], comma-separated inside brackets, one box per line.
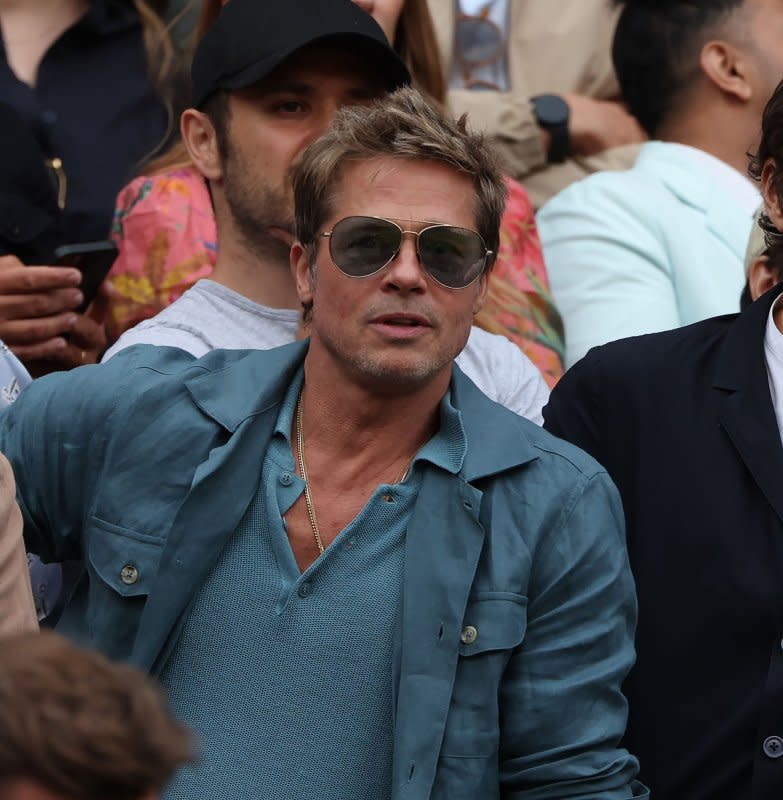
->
[0, 632, 193, 800]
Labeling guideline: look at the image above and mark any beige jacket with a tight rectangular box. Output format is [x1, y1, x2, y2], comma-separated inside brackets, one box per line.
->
[427, 0, 639, 207]
[0, 452, 37, 635]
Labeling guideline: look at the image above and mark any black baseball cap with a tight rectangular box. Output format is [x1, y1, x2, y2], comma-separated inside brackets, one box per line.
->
[191, 0, 411, 108]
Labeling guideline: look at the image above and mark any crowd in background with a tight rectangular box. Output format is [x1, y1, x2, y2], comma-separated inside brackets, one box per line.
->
[2, 1, 783, 799]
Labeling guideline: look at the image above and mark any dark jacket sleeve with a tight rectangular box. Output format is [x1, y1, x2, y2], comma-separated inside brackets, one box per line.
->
[543, 350, 607, 466]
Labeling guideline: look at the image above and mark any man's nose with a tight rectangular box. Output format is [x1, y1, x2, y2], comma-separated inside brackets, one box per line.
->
[382, 236, 427, 291]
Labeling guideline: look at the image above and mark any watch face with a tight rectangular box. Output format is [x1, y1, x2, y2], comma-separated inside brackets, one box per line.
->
[535, 94, 569, 127]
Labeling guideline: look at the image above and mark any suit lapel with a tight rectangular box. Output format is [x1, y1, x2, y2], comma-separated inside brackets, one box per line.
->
[391, 468, 486, 800]
[646, 143, 751, 259]
[714, 284, 783, 526]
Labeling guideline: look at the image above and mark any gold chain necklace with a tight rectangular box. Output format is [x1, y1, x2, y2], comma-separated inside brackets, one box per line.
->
[295, 393, 326, 555]
[294, 392, 411, 555]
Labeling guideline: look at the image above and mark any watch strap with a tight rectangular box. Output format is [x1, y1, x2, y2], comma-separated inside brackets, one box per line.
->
[531, 94, 570, 164]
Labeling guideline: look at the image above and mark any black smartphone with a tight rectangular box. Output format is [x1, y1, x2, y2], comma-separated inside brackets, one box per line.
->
[53, 240, 119, 312]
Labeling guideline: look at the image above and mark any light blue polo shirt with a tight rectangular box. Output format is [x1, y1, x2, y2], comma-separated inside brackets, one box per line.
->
[160, 368, 466, 799]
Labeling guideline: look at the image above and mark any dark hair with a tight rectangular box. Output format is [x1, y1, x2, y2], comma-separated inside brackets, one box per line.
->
[201, 89, 231, 161]
[740, 239, 783, 309]
[611, 0, 744, 136]
[0, 632, 194, 800]
[749, 78, 783, 203]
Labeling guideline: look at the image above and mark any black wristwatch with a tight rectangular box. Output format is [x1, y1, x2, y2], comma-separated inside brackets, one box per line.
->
[531, 94, 570, 164]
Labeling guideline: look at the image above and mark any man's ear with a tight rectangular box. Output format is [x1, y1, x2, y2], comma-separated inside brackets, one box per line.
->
[762, 158, 783, 231]
[700, 40, 753, 102]
[748, 254, 781, 301]
[291, 241, 315, 307]
[181, 109, 223, 181]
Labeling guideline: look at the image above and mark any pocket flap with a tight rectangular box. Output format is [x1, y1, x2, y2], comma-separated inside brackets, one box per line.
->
[87, 518, 164, 598]
[458, 593, 528, 656]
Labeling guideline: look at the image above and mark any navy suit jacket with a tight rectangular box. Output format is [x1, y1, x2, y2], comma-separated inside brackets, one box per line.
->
[544, 283, 783, 800]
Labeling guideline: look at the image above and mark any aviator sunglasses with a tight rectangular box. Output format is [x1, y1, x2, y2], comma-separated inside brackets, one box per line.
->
[320, 216, 492, 289]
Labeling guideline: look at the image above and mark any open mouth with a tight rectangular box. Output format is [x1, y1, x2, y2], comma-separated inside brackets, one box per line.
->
[369, 314, 433, 339]
[373, 314, 432, 327]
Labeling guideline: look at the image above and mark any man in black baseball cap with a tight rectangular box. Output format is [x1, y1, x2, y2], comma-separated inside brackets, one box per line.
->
[102, 0, 411, 361]
[191, 0, 410, 107]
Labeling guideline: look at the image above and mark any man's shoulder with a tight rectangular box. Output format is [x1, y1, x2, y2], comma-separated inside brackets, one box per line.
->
[524, 414, 614, 480]
[587, 313, 734, 372]
[106, 341, 300, 380]
[538, 142, 693, 222]
[457, 328, 548, 421]
[554, 312, 737, 409]
[104, 284, 214, 359]
[35, 344, 289, 404]
[10, 344, 306, 448]
[453, 367, 606, 482]
[27, 345, 210, 404]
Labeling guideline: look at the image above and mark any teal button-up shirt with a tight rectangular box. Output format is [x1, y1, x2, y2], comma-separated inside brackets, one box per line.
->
[0, 341, 648, 799]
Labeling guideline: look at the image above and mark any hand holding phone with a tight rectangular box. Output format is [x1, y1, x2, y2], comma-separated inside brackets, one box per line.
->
[54, 240, 118, 312]
[0, 252, 106, 370]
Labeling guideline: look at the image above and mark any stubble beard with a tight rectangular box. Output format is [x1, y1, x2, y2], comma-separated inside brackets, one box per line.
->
[314, 320, 458, 395]
[223, 154, 295, 265]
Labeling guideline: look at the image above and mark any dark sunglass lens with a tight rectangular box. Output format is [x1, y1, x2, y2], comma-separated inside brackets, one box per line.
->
[329, 217, 400, 276]
[456, 16, 503, 65]
[419, 226, 486, 288]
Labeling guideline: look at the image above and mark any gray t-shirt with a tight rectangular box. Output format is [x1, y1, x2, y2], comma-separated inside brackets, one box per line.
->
[104, 279, 549, 423]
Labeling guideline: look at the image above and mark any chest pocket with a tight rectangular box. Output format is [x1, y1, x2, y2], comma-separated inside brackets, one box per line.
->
[85, 517, 165, 659]
[441, 593, 528, 759]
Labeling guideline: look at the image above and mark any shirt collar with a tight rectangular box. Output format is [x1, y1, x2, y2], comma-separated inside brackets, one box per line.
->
[272, 366, 305, 444]
[410, 389, 466, 475]
[665, 142, 760, 217]
[272, 368, 466, 476]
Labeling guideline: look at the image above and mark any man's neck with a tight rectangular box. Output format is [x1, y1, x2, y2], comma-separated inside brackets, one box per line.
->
[658, 109, 757, 176]
[209, 236, 301, 310]
[297, 348, 450, 484]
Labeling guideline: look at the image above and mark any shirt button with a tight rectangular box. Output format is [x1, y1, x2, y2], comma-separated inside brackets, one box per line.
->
[763, 736, 783, 759]
[41, 109, 57, 125]
[280, 472, 293, 486]
[460, 625, 478, 645]
[120, 564, 139, 585]
[298, 582, 312, 598]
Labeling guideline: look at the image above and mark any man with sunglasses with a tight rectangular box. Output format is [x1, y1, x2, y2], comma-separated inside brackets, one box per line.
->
[0, 85, 646, 798]
[101, 0, 550, 426]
